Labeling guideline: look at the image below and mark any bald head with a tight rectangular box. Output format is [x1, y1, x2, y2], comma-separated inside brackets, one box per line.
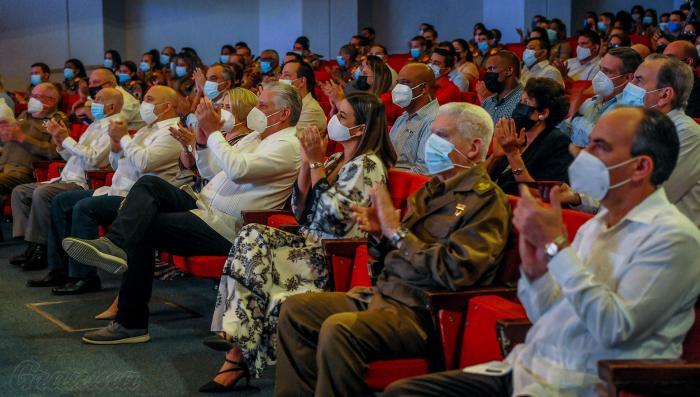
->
[663, 40, 700, 67]
[396, 63, 435, 112]
[631, 44, 650, 59]
[143, 85, 179, 122]
[90, 68, 117, 88]
[95, 87, 123, 117]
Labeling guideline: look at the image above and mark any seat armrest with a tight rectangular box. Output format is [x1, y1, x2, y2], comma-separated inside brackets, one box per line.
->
[321, 238, 368, 258]
[598, 359, 700, 396]
[496, 318, 531, 356]
[241, 210, 293, 226]
[423, 287, 518, 313]
[280, 224, 302, 234]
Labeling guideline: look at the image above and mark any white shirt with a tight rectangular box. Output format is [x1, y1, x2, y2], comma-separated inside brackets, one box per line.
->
[116, 86, 145, 131]
[298, 93, 328, 133]
[49, 113, 118, 188]
[565, 56, 601, 81]
[507, 188, 700, 396]
[521, 59, 564, 87]
[192, 126, 301, 242]
[94, 117, 182, 197]
[664, 109, 700, 226]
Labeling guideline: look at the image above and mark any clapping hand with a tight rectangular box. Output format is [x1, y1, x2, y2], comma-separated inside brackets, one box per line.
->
[0, 121, 25, 143]
[193, 67, 207, 95]
[319, 80, 345, 106]
[369, 183, 402, 239]
[107, 119, 128, 142]
[494, 118, 526, 155]
[195, 96, 222, 135]
[297, 126, 326, 164]
[475, 80, 492, 103]
[351, 203, 382, 236]
[552, 59, 569, 79]
[169, 122, 196, 151]
[45, 118, 69, 146]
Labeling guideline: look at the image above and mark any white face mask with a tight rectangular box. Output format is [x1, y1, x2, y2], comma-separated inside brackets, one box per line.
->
[576, 45, 592, 61]
[327, 114, 362, 142]
[246, 107, 283, 132]
[391, 82, 425, 108]
[591, 70, 625, 97]
[568, 150, 638, 201]
[27, 97, 44, 115]
[220, 109, 235, 132]
[140, 102, 160, 125]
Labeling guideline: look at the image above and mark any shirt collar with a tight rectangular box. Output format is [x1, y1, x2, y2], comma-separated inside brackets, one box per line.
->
[594, 187, 671, 228]
[528, 59, 549, 71]
[494, 83, 523, 104]
[410, 99, 439, 120]
[153, 116, 180, 130]
[666, 108, 685, 121]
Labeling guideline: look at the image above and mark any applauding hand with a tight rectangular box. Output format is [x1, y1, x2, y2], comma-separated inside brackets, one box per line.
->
[195, 97, 222, 136]
[297, 126, 326, 165]
[494, 118, 526, 156]
[169, 122, 196, 151]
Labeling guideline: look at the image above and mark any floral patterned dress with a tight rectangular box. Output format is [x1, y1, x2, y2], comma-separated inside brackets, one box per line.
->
[210, 152, 387, 378]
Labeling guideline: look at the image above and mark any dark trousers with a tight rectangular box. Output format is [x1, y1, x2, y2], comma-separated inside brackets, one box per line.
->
[274, 291, 433, 397]
[107, 176, 232, 329]
[49, 190, 123, 278]
[383, 369, 513, 397]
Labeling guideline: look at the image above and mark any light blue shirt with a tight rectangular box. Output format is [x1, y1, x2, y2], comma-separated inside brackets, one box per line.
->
[664, 109, 700, 226]
[565, 93, 623, 147]
[508, 188, 700, 396]
[389, 99, 439, 175]
[448, 69, 468, 92]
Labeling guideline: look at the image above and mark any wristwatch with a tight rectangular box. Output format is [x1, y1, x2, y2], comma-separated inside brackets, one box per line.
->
[512, 167, 525, 176]
[389, 227, 409, 247]
[186, 144, 194, 154]
[544, 235, 569, 260]
[309, 162, 324, 170]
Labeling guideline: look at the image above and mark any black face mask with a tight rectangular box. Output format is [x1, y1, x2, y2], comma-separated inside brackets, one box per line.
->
[511, 103, 538, 132]
[88, 83, 104, 99]
[656, 44, 667, 54]
[484, 72, 505, 94]
[352, 75, 371, 91]
[678, 32, 697, 43]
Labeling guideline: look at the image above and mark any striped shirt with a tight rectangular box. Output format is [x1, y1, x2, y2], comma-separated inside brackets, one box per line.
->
[389, 99, 439, 175]
[481, 83, 524, 123]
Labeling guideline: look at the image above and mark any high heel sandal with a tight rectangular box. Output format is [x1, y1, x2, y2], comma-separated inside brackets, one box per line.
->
[198, 358, 251, 393]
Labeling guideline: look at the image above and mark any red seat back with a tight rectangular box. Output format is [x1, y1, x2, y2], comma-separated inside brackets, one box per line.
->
[629, 34, 651, 47]
[47, 161, 64, 180]
[459, 91, 479, 105]
[387, 169, 430, 216]
[495, 196, 521, 286]
[387, 54, 411, 72]
[682, 300, 700, 360]
[568, 37, 579, 57]
[70, 123, 89, 140]
[561, 208, 594, 241]
[503, 43, 526, 59]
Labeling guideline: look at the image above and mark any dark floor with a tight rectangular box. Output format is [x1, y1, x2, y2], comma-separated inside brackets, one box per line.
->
[0, 230, 275, 397]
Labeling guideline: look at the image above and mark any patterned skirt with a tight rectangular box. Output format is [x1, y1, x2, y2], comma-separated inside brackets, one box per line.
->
[210, 223, 328, 378]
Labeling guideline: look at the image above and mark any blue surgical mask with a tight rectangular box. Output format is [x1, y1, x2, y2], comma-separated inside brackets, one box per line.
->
[336, 55, 346, 67]
[620, 82, 663, 107]
[30, 74, 41, 86]
[659, 22, 669, 32]
[643, 16, 653, 26]
[139, 62, 150, 72]
[597, 21, 608, 31]
[354, 68, 361, 79]
[204, 80, 223, 100]
[410, 48, 421, 58]
[424, 134, 470, 175]
[260, 61, 273, 74]
[63, 68, 75, 80]
[175, 66, 187, 78]
[522, 49, 538, 67]
[477, 42, 489, 53]
[118, 73, 131, 84]
[91, 103, 106, 120]
[103, 58, 114, 69]
[160, 54, 171, 65]
[220, 54, 229, 64]
[668, 21, 681, 33]
[547, 29, 558, 43]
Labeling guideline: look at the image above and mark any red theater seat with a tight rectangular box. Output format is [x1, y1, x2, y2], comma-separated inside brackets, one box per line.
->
[503, 43, 526, 59]
[387, 54, 411, 72]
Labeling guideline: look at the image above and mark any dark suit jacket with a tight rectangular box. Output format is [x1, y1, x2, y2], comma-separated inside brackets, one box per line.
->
[369, 164, 511, 308]
[489, 127, 573, 195]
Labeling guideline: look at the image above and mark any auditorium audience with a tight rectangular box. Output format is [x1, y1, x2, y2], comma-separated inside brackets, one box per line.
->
[103, 50, 122, 73]
[62, 59, 87, 95]
[368, 44, 398, 87]
[389, 63, 437, 174]
[117, 61, 146, 101]
[29, 62, 51, 90]
[258, 49, 281, 83]
[566, 47, 642, 148]
[62, 83, 303, 344]
[479, 51, 524, 122]
[0, 82, 63, 198]
[428, 48, 464, 102]
[408, 35, 430, 63]
[274, 102, 510, 396]
[279, 60, 327, 132]
[171, 52, 196, 97]
[451, 38, 480, 83]
[556, 30, 602, 81]
[384, 107, 700, 397]
[18, 88, 121, 276]
[203, 92, 395, 392]
[486, 77, 572, 195]
[548, 18, 572, 61]
[520, 37, 564, 87]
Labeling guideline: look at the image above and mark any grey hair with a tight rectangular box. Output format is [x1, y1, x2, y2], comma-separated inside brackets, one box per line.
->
[646, 53, 694, 110]
[437, 102, 494, 160]
[262, 82, 302, 125]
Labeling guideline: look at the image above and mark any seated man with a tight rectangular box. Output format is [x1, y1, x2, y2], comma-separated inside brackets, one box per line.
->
[565, 47, 641, 148]
[479, 51, 524, 123]
[389, 63, 438, 174]
[0, 82, 64, 208]
[82, 68, 144, 130]
[62, 82, 302, 343]
[384, 107, 700, 397]
[408, 35, 430, 63]
[274, 103, 511, 396]
[30, 85, 183, 294]
[428, 48, 463, 103]
[559, 30, 602, 81]
[279, 60, 327, 132]
[192, 63, 235, 108]
[520, 37, 564, 86]
[11, 88, 121, 271]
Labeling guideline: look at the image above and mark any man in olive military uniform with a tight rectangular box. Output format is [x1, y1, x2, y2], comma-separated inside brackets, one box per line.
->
[274, 103, 511, 397]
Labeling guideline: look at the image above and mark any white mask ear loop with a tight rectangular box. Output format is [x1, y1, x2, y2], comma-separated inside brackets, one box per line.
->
[607, 156, 638, 189]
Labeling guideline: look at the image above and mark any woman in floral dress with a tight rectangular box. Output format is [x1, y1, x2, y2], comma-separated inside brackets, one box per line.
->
[200, 92, 397, 392]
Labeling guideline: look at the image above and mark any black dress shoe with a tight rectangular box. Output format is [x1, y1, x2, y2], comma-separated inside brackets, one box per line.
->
[10, 243, 35, 266]
[27, 270, 70, 287]
[22, 244, 48, 271]
[52, 276, 102, 295]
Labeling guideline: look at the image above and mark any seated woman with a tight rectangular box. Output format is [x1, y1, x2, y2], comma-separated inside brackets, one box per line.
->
[62, 58, 87, 95]
[486, 77, 572, 195]
[117, 61, 146, 101]
[201, 92, 396, 392]
[172, 52, 196, 97]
